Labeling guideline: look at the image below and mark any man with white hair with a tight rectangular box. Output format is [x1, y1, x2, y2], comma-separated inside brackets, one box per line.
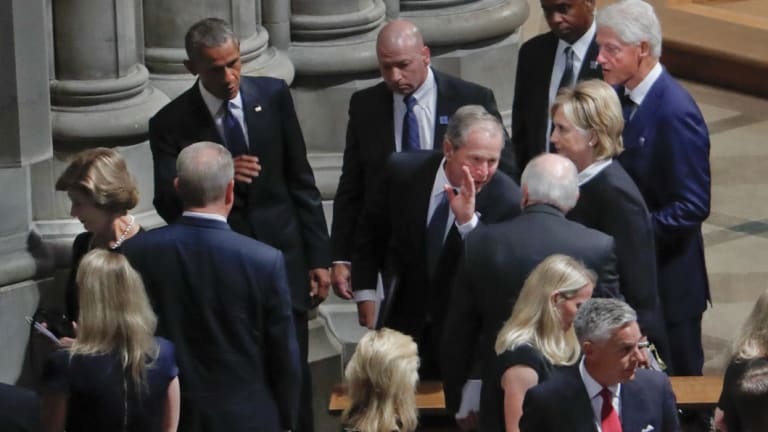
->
[596, 0, 711, 377]
[520, 298, 679, 431]
[441, 153, 619, 428]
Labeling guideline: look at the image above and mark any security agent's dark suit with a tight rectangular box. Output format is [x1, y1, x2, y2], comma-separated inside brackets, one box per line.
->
[332, 69, 517, 263]
[520, 365, 680, 432]
[353, 151, 522, 378]
[512, 31, 602, 170]
[123, 216, 301, 432]
[0, 383, 40, 432]
[440, 203, 620, 413]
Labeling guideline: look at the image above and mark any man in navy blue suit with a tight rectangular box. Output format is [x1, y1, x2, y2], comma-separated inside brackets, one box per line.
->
[596, 0, 711, 377]
[520, 298, 679, 432]
[124, 142, 301, 432]
[149, 18, 329, 432]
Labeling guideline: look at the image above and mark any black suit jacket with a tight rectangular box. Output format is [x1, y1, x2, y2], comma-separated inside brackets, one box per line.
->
[512, 31, 602, 170]
[149, 77, 330, 311]
[567, 162, 669, 359]
[353, 151, 521, 364]
[520, 365, 680, 432]
[0, 383, 40, 432]
[440, 204, 620, 412]
[332, 69, 517, 262]
[123, 217, 301, 431]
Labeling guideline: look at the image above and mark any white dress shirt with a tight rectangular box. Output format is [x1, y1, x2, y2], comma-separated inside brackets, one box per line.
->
[626, 62, 663, 107]
[393, 68, 438, 151]
[198, 81, 250, 149]
[182, 211, 228, 223]
[579, 357, 622, 432]
[577, 159, 613, 186]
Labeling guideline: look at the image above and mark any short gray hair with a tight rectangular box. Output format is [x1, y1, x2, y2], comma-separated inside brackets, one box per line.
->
[185, 18, 239, 60]
[444, 105, 504, 150]
[597, 0, 662, 58]
[176, 142, 234, 208]
[520, 154, 579, 211]
[574, 298, 637, 344]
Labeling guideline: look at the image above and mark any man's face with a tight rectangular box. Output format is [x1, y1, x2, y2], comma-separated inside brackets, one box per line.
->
[185, 39, 242, 100]
[377, 40, 430, 95]
[596, 27, 645, 89]
[584, 321, 644, 386]
[541, 0, 595, 44]
[443, 126, 503, 193]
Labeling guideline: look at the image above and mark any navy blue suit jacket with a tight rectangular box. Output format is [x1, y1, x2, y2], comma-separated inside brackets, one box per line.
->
[150, 77, 330, 312]
[520, 365, 680, 432]
[123, 216, 301, 432]
[618, 68, 711, 322]
[0, 383, 40, 432]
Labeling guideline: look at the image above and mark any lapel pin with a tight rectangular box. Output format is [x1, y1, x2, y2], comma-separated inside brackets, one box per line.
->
[590, 61, 600, 70]
[439, 115, 449, 125]
[254, 105, 262, 112]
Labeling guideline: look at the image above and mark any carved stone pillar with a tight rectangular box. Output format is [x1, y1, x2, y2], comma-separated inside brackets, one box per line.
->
[143, 0, 294, 99]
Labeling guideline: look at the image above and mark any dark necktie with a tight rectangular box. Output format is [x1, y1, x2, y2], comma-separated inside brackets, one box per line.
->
[600, 388, 623, 432]
[221, 101, 248, 157]
[558, 46, 575, 89]
[620, 91, 636, 123]
[425, 192, 449, 278]
[402, 94, 421, 151]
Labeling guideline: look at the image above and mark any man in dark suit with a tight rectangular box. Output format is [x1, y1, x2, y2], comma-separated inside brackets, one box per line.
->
[124, 142, 301, 432]
[353, 105, 522, 379]
[331, 19, 516, 300]
[520, 298, 679, 432]
[0, 383, 40, 432]
[512, 0, 602, 171]
[149, 18, 329, 431]
[596, 0, 711, 377]
[441, 153, 620, 418]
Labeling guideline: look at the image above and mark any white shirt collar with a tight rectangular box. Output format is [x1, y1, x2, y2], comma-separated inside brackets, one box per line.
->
[431, 157, 452, 198]
[198, 80, 243, 118]
[182, 210, 228, 223]
[577, 159, 612, 186]
[626, 62, 662, 106]
[556, 20, 597, 67]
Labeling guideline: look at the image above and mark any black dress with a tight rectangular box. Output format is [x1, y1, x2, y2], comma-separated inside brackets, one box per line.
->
[718, 356, 768, 432]
[479, 343, 553, 432]
[43, 337, 178, 432]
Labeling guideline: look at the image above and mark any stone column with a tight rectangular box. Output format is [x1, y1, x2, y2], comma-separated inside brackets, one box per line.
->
[143, 0, 295, 99]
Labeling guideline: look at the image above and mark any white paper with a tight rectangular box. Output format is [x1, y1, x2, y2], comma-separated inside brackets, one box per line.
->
[455, 379, 482, 418]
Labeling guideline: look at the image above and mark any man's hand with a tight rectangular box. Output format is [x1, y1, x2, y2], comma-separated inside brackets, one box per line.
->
[308, 267, 331, 307]
[446, 166, 476, 225]
[331, 263, 353, 300]
[233, 155, 261, 183]
[357, 301, 376, 329]
[456, 411, 479, 431]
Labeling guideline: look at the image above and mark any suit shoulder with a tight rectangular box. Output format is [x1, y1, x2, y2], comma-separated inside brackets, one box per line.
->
[519, 32, 556, 55]
[150, 86, 198, 127]
[434, 70, 493, 95]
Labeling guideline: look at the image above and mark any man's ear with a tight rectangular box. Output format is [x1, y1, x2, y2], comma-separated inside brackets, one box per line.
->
[638, 41, 651, 58]
[173, 177, 180, 192]
[422, 45, 431, 65]
[443, 139, 453, 158]
[521, 183, 529, 207]
[183, 59, 197, 76]
[224, 179, 235, 206]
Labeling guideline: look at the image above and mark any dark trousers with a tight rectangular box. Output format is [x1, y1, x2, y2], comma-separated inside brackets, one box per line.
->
[666, 314, 704, 376]
[294, 310, 314, 432]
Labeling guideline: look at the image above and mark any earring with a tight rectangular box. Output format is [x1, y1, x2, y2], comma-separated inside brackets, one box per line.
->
[588, 141, 594, 147]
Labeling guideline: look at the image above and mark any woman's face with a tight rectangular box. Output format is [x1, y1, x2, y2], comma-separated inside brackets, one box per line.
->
[551, 107, 595, 172]
[554, 283, 594, 331]
[68, 189, 112, 234]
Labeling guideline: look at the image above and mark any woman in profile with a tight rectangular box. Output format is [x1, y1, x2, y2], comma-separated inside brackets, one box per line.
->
[42, 249, 179, 432]
[715, 288, 768, 432]
[343, 328, 419, 432]
[483, 254, 594, 432]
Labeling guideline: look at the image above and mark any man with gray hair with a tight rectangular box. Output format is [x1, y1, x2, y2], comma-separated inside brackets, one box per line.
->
[520, 298, 679, 431]
[441, 153, 619, 423]
[353, 105, 522, 380]
[124, 142, 301, 432]
[597, 0, 711, 378]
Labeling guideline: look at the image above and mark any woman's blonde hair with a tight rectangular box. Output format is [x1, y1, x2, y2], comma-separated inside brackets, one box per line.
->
[494, 254, 595, 365]
[343, 328, 419, 432]
[732, 288, 768, 360]
[55, 147, 139, 212]
[71, 249, 158, 392]
[551, 79, 625, 161]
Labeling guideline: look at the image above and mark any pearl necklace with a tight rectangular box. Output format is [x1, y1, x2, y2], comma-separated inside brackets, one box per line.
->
[111, 215, 135, 250]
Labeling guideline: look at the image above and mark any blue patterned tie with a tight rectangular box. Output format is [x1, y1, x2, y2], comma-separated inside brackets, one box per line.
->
[402, 94, 421, 151]
[425, 192, 449, 277]
[558, 46, 575, 89]
[221, 101, 248, 157]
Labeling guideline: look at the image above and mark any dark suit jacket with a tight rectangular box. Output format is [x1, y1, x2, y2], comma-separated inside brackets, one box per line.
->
[0, 383, 40, 432]
[618, 68, 711, 323]
[440, 204, 620, 412]
[512, 31, 602, 171]
[520, 365, 680, 432]
[123, 216, 301, 432]
[567, 162, 669, 358]
[332, 69, 517, 262]
[352, 151, 521, 366]
[149, 77, 330, 312]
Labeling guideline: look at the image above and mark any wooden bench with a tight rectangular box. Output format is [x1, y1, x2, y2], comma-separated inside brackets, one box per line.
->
[329, 376, 723, 414]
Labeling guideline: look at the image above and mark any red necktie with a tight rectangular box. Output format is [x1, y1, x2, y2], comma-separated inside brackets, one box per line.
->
[600, 387, 622, 432]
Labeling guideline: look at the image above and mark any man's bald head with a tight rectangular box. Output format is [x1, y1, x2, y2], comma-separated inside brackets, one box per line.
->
[521, 153, 580, 212]
[376, 20, 431, 95]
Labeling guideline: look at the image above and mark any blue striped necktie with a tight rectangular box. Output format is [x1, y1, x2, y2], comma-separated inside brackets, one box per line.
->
[221, 101, 248, 157]
[402, 94, 421, 151]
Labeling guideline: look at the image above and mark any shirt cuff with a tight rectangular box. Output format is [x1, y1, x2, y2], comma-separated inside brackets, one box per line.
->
[456, 213, 479, 238]
[332, 260, 351, 266]
[353, 290, 378, 302]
